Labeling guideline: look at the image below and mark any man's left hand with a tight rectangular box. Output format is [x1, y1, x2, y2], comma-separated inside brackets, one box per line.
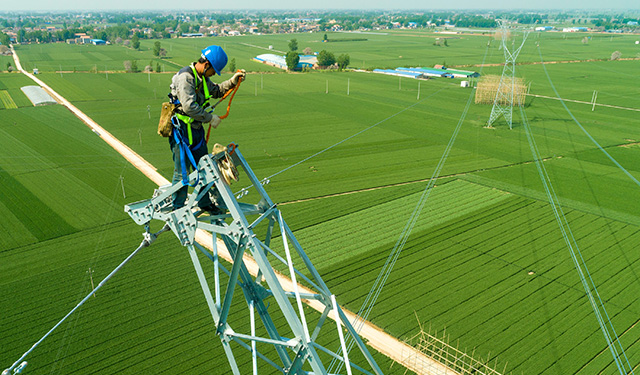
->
[231, 69, 246, 86]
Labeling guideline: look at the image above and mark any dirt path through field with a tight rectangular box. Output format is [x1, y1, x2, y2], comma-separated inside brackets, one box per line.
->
[11, 46, 455, 375]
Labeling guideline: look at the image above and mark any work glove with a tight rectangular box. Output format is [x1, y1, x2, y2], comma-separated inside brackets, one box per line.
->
[230, 69, 246, 86]
[208, 115, 221, 129]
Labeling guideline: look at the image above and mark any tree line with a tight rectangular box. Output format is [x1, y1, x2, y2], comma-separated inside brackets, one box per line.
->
[285, 38, 350, 71]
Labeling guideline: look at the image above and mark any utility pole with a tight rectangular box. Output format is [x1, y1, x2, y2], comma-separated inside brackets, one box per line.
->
[87, 268, 95, 297]
[120, 175, 126, 199]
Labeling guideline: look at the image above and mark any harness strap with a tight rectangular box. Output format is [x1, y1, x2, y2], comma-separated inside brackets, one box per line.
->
[172, 116, 200, 187]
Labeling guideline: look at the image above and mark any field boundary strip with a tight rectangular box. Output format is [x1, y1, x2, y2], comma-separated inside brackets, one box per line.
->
[0, 90, 18, 109]
[10, 45, 450, 374]
[527, 93, 640, 112]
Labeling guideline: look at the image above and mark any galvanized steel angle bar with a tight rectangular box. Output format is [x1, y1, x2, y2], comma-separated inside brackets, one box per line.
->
[226, 331, 299, 348]
[277, 210, 311, 343]
[219, 336, 242, 375]
[197, 220, 236, 237]
[335, 307, 384, 375]
[185, 244, 219, 320]
[285, 345, 309, 375]
[193, 241, 233, 278]
[248, 204, 278, 230]
[254, 238, 324, 295]
[281, 219, 332, 296]
[309, 343, 375, 375]
[219, 234, 294, 369]
[167, 206, 198, 246]
[311, 306, 331, 344]
[228, 336, 287, 374]
[232, 148, 274, 208]
[248, 233, 312, 349]
[218, 234, 249, 331]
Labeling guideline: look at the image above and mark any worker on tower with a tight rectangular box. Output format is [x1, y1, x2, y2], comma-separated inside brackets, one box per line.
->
[168, 45, 245, 213]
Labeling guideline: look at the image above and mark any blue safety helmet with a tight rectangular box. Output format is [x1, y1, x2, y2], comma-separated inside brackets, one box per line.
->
[201, 45, 228, 76]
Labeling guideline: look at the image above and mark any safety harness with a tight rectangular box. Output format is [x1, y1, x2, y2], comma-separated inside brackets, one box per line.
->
[170, 65, 243, 186]
[173, 65, 212, 145]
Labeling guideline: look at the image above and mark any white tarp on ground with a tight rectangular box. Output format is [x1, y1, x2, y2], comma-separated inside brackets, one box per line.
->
[21, 85, 57, 106]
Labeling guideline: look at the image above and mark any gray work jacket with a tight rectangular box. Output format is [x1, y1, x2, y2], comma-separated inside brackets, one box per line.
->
[170, 64, 234, 129]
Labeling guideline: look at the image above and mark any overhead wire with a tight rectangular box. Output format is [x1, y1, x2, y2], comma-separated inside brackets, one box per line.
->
[527, 43, 635, 375]
[2, 229, 163, 375]
[330, 36, 493, 374]
[536, 44, 640, 188]
[49, 162, 131, 374]
[519, 104, 634, 375]
[234, 85, 449, 196]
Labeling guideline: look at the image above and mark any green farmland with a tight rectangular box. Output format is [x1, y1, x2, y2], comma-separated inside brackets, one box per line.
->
[2, 30, 640, 374]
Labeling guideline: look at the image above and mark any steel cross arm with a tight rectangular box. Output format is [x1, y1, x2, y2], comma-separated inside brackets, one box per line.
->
[197, 220, 237, 237]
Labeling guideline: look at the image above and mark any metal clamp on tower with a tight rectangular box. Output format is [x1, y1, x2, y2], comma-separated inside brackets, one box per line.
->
[124, 143, 384, 375]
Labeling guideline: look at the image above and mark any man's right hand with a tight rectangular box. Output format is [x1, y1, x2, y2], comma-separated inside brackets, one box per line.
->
[208, 115, 221, 129]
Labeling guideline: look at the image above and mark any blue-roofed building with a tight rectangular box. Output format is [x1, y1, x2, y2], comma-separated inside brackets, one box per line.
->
[397, 67, 452, 78]
[254, 53, 316, 70]
[373, 69, 424, 79]
[90, 39, 106, 45]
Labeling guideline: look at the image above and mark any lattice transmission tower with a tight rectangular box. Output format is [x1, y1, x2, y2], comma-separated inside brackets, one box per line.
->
[487, 20, 530, 129]
[125, 144, 384, 375]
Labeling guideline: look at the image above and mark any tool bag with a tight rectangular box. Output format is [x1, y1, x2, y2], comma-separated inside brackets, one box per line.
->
[157, 102, 176, 137]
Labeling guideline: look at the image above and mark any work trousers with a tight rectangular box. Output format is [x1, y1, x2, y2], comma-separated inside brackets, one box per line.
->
[169, 122, 213, 210]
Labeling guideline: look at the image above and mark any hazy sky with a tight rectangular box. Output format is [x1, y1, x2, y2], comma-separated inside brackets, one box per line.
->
[3, 0, 639, 11]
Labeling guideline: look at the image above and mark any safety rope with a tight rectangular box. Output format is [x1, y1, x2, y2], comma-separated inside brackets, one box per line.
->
[2, 225, 170, 375]
[206, 72, 244, 143]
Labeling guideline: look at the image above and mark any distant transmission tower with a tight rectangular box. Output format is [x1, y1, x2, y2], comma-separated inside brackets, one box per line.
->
[125, 144, 384, 375]
[487, 20, 530, 129]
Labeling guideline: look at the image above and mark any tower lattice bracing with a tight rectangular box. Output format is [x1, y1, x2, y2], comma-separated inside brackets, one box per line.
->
[487, 20, 530, 129]
[125, 144, 383, 375]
